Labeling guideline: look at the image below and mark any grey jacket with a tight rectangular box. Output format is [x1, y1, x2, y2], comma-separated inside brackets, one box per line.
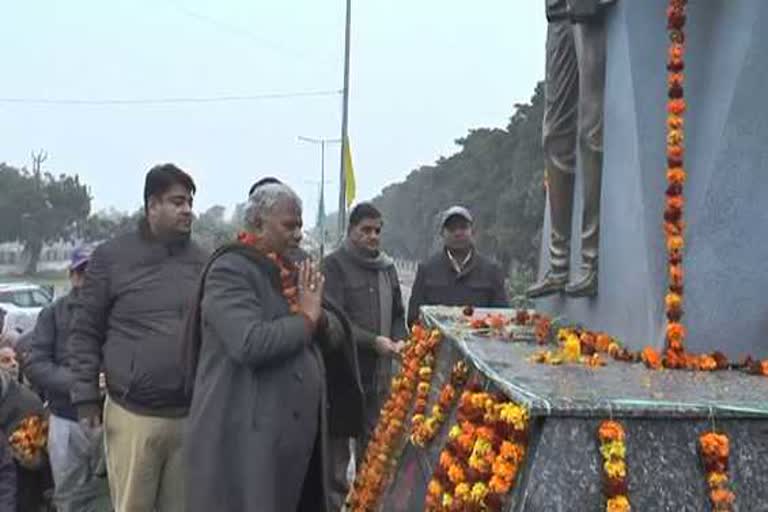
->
[322, 248, 408, 385]
[22, 293, 78, 420]
[68, 222, 207, 417]
[184, 251, 350, 512]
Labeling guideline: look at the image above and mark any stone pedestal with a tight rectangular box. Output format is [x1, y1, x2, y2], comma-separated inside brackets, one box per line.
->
[535, 0, 768, 359]
[378, 308, 768, 511]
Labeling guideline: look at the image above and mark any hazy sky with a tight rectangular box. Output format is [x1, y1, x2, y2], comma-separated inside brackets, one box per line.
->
[0, 1, 546, 219]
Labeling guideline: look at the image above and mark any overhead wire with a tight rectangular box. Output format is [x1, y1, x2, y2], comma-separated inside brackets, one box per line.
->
[0, 90, 342, 106]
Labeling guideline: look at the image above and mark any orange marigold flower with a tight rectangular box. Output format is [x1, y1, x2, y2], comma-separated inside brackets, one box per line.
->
[606, 495, 631, 512]
[760, 360, 768, 376]
[667, 144, 684, 160]
[447, 464, 466, 485]
[595, 333, 613, 353]
[698, 355, 717, 372]
[642, 346, 662, 370]
[710, 488, 736, 505]
[667, 167, 686, 184]
[700, 432, 729, 460]
[668, 98, 686, 115]
[488, 474, 512, 495]
[598, 420, 625, 443]
[666, 195, 684, 211]
[668, 72, 685, 88]
[667, 322, 686, 345]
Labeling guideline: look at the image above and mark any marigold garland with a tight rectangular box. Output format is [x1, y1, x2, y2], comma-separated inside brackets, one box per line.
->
[411, 360, 470, 447]
[598, 420, 631, 511]
[699, 431, 735, 511]
[664, 0, 689, 364]
[425, 390, 529, 512]
[347, 324, 441, 512]
[8, 415, 48, 468]
[237, 231, 300, 313]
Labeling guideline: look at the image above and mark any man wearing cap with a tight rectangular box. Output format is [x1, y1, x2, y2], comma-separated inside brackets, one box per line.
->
[68, 164, 207, 512]
[23, 246, 112, 512]
[407, 206, 509, 326]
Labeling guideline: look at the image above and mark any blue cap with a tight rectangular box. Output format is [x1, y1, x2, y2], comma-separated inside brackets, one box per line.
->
[70, 246, 92, 271]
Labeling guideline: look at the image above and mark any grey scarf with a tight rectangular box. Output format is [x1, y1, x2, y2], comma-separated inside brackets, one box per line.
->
[342, 239, 394, 337]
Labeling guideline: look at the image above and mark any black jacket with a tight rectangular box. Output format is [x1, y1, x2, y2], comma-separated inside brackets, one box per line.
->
[69, 223, 207, 417]
[22, 293, 78, 420]
[407, 249, 509, 326]
[322, 248, 408, 389]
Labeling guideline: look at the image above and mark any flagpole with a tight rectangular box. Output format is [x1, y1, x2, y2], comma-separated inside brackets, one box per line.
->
[338, 0, 352, 242]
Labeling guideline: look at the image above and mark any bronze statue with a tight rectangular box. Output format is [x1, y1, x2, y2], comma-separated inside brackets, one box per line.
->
[528, 0, 615, 299]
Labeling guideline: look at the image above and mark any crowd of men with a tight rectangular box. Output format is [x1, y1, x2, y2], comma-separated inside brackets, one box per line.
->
[0, 163, 509, 512]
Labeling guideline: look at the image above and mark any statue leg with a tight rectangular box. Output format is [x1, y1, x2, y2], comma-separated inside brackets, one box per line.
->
[528, 20, 578, 299]
[565, 19, 606, 298]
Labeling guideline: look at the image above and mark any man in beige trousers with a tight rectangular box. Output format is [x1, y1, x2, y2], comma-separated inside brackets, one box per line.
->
[68, 164, 207, 511]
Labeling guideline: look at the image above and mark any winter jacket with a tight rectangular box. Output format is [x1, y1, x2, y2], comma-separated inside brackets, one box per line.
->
[22, 293, 78, 420]
[69, 222, 207, 417]
[408, 249, 509, 326]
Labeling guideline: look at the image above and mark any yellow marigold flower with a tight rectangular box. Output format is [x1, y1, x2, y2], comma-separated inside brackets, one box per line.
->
[411, 414, 426, 425]
[472, 438, 493, 457]
[564, 335, 581, 362]
[557, 328, 570, 341]
[499, 403, 529, 431]
[427, 479, 443, 497]
[417, 382, 431, 395]
[441, 493, 453, 507]
[470, 482, 489, 504]
[600, 440, 626, 461]
[604, 459, 627, 479]
[606, 495, 631, 512]
[707, 471, 728, 489]
[455, 482, 471, 499]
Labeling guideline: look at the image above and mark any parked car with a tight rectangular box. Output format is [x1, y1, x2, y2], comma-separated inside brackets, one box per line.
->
[0, 283, 53, 341]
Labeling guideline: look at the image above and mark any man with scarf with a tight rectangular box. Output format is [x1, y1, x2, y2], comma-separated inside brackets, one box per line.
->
[182, 182, 361, 512]
[322, 202, 408, 510]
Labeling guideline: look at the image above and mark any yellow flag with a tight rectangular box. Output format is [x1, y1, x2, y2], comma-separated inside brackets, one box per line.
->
[343, 135, 356, 208]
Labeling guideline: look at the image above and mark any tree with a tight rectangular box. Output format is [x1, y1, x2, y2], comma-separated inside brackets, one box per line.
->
[331, 82, 547, 280]
[81, 208, 142, 243]
[0, 159, 91, 274]
[194, 205, 235, 252]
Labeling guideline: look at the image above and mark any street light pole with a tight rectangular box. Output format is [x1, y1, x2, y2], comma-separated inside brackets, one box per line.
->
[298, 136, 341, 259]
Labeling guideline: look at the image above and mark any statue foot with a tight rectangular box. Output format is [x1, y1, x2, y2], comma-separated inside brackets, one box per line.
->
[565, 267, 598, 298]
[526, 270, 569, 298]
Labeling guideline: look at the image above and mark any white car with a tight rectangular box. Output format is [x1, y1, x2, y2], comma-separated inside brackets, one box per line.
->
[0, 282, 53, 340]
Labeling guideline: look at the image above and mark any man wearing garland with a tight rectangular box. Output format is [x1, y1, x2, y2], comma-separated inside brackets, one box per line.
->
[183, 183, 360, 511]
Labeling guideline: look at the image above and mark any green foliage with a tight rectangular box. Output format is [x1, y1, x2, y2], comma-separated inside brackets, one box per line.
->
[370, 82, 546, 274]
[0, 163, 91, 274]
